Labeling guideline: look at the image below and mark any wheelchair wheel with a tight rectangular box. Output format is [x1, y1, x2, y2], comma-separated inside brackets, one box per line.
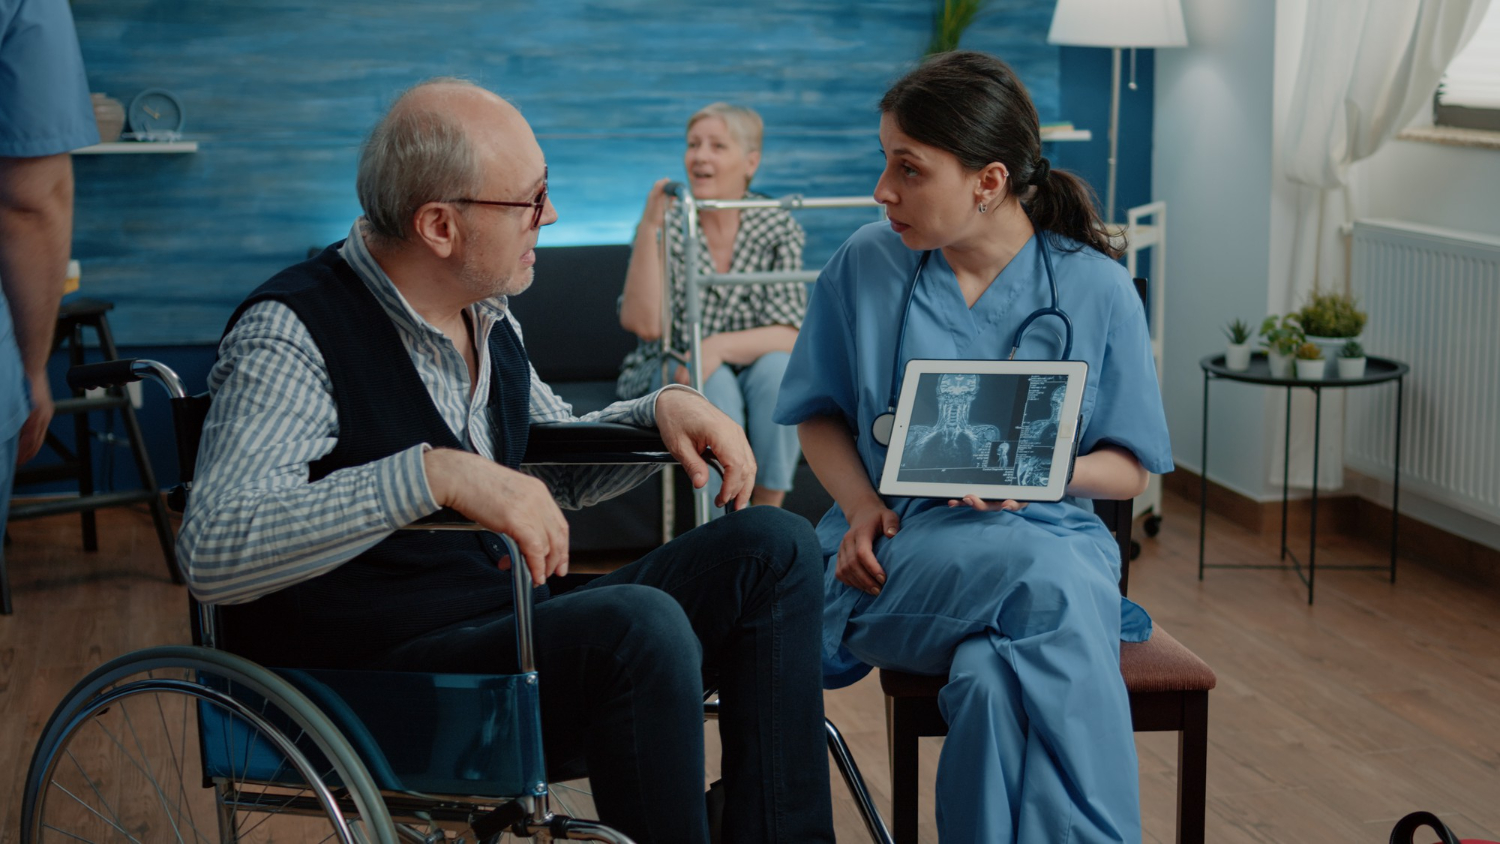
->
[22, 645, 397, 844]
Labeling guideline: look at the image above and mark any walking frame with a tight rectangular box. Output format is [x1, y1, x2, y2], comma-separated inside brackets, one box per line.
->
[655, 183, 883, 527]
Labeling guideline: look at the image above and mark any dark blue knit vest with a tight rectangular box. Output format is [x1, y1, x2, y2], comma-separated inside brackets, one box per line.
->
[215, 243, 542, 669]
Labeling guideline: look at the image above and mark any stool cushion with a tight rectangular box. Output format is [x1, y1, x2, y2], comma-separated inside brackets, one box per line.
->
[879, 625, 1216, 698]
[1120, 626, 1217, 693]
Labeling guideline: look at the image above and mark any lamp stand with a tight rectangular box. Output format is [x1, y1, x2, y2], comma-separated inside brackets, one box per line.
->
[1106, 46, 1122, 224]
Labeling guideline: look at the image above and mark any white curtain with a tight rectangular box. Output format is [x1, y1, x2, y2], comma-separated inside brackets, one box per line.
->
[1275, 0, 1490, 489]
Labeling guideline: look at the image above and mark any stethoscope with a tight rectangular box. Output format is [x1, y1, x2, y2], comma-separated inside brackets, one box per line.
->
[871, 232, 1073, 446]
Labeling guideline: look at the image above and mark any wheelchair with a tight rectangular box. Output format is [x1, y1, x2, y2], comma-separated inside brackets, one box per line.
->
[22, 359, 893, 844]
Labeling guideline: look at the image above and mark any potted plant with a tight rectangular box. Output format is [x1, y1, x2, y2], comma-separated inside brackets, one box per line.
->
[1294, 341, 1325, 380]
[1337, 339, 1367, 379]
[1223, 319, 1253, 371]
[1297, 291, 1367, 376]
[1260, 315, 1303, 379]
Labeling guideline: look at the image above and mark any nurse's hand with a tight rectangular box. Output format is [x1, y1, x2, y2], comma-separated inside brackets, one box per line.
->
[837, 503, 901, 596]
[948, 495, 1027, 512]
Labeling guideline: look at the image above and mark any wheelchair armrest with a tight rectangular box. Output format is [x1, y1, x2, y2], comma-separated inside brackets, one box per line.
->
[521, 421, 675, 465]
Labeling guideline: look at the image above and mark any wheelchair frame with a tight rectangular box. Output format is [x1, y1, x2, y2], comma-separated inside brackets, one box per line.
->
[24, 359, 893, 844]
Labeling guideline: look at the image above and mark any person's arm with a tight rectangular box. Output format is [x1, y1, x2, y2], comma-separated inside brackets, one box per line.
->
[618, 178, 673, 340]
[1065, 444, 1149, 500]
[799, 415, 898, 596]
[674, 324, 799, 385]
[0, 153, 73, 463]
[177, 301, 444, 604]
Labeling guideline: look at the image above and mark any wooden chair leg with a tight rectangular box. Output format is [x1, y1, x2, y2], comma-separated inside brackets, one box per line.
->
[886, 696, 921, 844]
[1176, 691, 1209, 844]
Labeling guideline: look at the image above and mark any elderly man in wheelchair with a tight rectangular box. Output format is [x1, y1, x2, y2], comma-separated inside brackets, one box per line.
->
[22, 78, 895, 844]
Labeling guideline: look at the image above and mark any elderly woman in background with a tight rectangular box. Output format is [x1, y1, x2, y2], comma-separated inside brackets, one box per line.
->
[617, 102, 806, 509]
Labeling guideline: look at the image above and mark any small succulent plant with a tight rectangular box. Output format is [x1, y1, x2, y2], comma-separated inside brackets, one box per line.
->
[1295, 341, 1324, 361]
[1223, 319, 1253, 345]
[1340, 339, 1364, 359]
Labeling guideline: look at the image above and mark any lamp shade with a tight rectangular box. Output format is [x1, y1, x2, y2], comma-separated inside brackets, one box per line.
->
[1047, 0, 1188, 48]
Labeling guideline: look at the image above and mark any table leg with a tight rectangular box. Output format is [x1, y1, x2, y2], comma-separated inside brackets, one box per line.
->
[1309, 386, 1321, 605]
[1199, 371, 1209, 581]
[1281, 386, 1291, 561]
[1391, 377, 1403, 583]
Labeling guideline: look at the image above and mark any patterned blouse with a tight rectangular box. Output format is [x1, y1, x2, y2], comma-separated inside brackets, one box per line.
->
[616, 192, 807, 399]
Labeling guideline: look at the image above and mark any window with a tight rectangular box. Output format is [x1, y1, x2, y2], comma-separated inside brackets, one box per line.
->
[1435, 3, 1500, 132]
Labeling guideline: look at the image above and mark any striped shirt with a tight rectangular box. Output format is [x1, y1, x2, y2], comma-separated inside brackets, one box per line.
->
[616, 193, 807, 398]
[178, 219, 686, 606]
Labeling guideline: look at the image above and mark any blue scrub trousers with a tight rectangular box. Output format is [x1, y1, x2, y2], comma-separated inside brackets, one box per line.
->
[669, 351, 802, 508]
[839, 508, 1141, 844]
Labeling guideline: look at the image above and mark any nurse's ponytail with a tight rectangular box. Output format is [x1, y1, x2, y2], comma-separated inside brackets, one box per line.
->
[880, 51, 1123, 260]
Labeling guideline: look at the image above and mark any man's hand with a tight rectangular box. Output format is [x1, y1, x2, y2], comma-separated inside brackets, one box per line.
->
[837, 501, 900, 596]
[655, 388, 756, 510]
[423, 448, 570, 587]
[16, 372, 52, 464]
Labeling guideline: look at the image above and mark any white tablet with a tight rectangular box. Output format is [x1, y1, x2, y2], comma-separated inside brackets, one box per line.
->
[877, 359, 1090, 503]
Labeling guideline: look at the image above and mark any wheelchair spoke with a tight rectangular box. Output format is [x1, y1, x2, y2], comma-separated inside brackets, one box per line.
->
[118, 698, 191, 844]
[47, 780, 145, 844]
[150, 678, 205, 843]
[90, 711, 198, 827]
[41, 822, 107, 843]
[63, 748, 133, 841]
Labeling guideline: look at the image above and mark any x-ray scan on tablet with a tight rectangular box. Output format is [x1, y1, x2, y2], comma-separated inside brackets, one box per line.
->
[877, 359, 1089, 502]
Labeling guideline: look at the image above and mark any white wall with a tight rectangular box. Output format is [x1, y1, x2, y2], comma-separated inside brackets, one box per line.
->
[1159, 0, 1500, 553]
[1355, 137, 1500, 239]
[1154, 0, 1278, 498]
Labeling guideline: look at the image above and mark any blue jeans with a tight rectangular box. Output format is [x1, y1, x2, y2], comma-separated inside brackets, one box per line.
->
[668, 351, 802, 507]
[368, 507, 834, 844]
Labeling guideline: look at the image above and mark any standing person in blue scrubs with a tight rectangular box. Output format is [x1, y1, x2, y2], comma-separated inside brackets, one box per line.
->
[0, 0, 100, 613]
[775, 51, 1173, 843]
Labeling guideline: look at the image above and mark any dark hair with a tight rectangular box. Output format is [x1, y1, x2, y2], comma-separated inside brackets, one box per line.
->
[879, 51, 1122, 259]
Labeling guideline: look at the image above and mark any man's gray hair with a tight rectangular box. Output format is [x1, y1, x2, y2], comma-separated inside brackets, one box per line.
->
[357, 78, 486, 244]
[687, 102, 764, 156]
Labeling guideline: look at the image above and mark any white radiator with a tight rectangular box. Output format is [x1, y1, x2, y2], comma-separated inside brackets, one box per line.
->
[1347, 219, 1500, 526]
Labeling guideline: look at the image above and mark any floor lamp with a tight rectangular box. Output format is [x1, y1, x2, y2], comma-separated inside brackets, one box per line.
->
[1048, 0, 1187, 223]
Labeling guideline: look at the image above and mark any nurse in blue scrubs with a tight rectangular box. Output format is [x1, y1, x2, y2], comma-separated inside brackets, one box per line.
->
[774, 52, 1173, 843]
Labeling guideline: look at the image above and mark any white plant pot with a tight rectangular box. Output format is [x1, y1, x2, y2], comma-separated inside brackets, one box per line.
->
[1337, 356, 1367, 379]
[1267, 350, 1293, 379]
[1295, 358, 1326, 380]
[1225, 343, 1252, 371]
[1305, 333, 1360, 377]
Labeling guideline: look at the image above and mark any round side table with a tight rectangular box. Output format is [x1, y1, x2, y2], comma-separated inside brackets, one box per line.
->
[1197, 352, 1409, 604]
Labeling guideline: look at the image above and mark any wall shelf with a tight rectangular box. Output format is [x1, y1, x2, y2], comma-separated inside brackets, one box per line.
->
[74, 141, 199, 155]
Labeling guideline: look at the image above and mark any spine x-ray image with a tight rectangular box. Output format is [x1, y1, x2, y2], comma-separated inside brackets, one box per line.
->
[898, 372, 1071, 487]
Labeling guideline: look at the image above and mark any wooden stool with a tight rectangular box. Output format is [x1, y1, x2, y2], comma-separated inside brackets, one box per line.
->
[4, 299, 180, 613]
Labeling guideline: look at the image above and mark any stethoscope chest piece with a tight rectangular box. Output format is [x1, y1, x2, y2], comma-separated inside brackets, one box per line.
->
[872, 411, 895, 447]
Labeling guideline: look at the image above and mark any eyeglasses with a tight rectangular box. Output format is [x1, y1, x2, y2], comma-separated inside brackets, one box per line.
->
[445, 166, 548, 229]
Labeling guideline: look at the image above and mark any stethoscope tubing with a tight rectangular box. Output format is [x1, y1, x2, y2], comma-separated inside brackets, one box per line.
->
[872, 230, 1073, 446]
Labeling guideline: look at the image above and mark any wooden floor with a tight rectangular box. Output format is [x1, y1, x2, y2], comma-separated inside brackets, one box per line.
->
[3, 490, 1499, 842]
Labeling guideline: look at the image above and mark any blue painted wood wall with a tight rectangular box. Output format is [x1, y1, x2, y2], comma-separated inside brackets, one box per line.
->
[70, 0, 1075, 345]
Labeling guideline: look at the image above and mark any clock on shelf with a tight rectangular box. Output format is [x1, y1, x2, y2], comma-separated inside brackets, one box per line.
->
[127, 89, 185, 141]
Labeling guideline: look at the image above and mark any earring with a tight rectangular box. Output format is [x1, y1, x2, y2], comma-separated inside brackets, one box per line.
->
[978, 203, 988, 214]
